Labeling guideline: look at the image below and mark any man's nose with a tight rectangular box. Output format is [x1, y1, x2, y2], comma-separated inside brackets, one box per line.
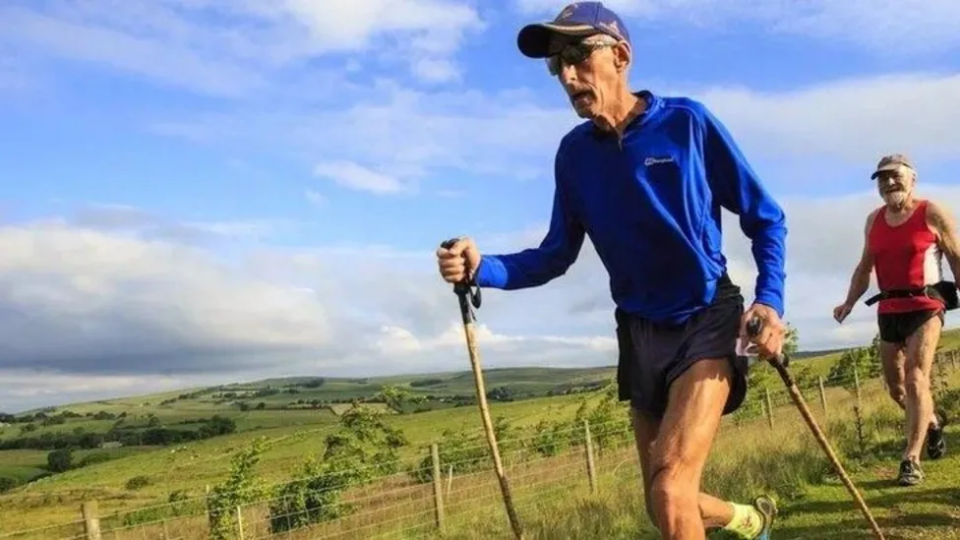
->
[558, 63, 577, 84]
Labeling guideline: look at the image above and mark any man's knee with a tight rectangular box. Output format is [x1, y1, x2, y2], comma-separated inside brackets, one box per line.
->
[905, 368, 930, 397]
[648, 458, 699, 521]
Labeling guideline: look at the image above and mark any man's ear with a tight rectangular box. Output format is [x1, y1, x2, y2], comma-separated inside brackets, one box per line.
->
[614, 41, 632, 72]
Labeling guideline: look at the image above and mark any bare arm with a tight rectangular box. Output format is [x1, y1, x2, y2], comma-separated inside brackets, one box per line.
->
[926, 201, 960, 283]
[843, 210, 878, 307]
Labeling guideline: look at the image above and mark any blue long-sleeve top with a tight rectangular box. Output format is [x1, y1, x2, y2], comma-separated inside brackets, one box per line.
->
[474, 91, 787, 324]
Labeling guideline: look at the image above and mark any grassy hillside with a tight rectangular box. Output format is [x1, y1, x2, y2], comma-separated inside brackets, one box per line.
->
[3, 328, 960, 538]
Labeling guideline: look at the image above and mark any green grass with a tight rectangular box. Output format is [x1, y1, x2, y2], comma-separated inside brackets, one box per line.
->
[420, 371, 960, 540]
[3, 330, 960, 538]
[0, 389, 603, 533]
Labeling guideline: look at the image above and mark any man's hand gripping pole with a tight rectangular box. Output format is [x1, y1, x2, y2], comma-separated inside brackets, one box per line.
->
[439, 239, 524, 540]
[746, 317, 885, 540]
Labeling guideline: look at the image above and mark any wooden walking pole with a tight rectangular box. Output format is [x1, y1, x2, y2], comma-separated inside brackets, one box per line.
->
[440, 239, 524, 540]
[747, 318, 884, 540]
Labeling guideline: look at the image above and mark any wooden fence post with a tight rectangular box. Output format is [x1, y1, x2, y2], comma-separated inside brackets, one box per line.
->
[764, 388, 774, 429]
[818, 376, 828, 417]
[236, 506, 244, 540]
[583, 420, 597, 494]
[431, 443, 445, 533]
[446, 464, 454, 496]
[81, 501, 102, 540]
[854, 370, 862, 409]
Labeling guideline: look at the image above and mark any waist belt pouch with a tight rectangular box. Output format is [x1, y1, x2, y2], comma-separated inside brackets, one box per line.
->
[932, 281, 959, 310]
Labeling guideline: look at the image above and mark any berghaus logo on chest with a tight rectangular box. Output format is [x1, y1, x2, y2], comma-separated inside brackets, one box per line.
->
[644, 156, 675, 166]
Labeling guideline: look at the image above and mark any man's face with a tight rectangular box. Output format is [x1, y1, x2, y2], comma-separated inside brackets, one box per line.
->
[548, 33, 627, 119]
[876, 166, 915, 208]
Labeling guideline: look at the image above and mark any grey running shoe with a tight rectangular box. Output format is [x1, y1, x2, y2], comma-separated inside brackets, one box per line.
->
[752, 495, 778, 539]
[897, 459, 924, 486]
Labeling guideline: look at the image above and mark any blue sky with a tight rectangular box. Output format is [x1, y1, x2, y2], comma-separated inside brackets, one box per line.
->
[1, 0, 959, 412]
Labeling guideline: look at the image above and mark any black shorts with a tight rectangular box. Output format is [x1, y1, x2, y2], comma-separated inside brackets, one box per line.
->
[615, 274, 748, 420]
[878, 309, 944, 344]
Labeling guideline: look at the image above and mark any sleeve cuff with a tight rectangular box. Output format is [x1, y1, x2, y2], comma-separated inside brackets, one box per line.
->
[474, 256, 506, 288]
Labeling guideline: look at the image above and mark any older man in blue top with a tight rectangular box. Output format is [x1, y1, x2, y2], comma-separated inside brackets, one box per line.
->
[437, 3, 786, 539]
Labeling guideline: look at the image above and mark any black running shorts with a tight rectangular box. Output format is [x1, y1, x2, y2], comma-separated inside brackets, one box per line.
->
[615, 273, 749, 420]
[877, 309, 944, 344]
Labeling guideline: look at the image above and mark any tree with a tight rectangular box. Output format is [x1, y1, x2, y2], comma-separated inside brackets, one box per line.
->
[0, 477, 17, 493]
[206, 438, 268, 540]
[531, 418, 573, 457]
[573, 382, 630, 451]
[269, 403, 408, 533]
[784, 324, 800, 356]
[827, 340, 881, 392]
[47, 449, 73, 473]
[375, 385, 411, 414]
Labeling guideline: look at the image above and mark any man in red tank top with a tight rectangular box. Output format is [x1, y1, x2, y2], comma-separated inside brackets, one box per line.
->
[833, 154, 960, 486]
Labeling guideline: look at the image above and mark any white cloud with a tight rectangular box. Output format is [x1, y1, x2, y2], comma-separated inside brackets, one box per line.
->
[57, 203, 296, 245]
[0, 370, 196, 412]
[0, 0, 485, 94]
[763, 0, 960, 55]
[246, 0, 484, 55]
[0, 53, 30, 93]
[305, 189, 327, 208]
[0, 216, 624, 411]
[0, 222, 333, 374]
[149, 81, 579, 186]
[375, 321, 616, 357]
[314, 161, 407, 195]
[511, 0, 960, 55]
[145, 70, 960, 196]
[696, 73, 960, 166]
[411, 58, 461, 84]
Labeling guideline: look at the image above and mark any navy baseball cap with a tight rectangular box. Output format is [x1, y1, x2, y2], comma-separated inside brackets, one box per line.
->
[517, 2, 631, 59]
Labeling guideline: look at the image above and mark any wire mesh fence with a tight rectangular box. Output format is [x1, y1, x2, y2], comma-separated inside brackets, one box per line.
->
[2, 347, 959, 540]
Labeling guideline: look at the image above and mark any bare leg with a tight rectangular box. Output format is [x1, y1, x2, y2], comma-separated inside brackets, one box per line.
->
[880, 340, 906, 410]
[639, 358, 736, 539]
[630, 407, 734, 530]
[903, 314, 942, 462]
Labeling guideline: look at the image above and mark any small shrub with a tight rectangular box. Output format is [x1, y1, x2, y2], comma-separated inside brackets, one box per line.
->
[269, 403, 407, 534]
[409, 429, 490, 484]
[531, 419, 573, 457]
[125, 475, 151, 490]
[936, 388, 960, 426]
[0, 476, 18, 493]
[47, 449, 73, 473]
[77, 452, 113, 468]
